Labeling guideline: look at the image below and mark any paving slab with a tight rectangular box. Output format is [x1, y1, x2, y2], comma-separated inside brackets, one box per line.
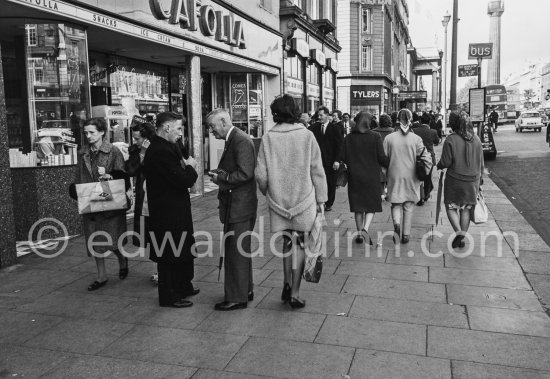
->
[0, 310, 64, 345]
[526, 273, 550, 309]
[467, 306, 550, 337]
[315, 315, 426, 355]
[225, 337, 355, 379]
[260, 270, 348, 294]
[429, 267, 531, 289]
[0, 344, 73, 378]
[451, 361, 550, 379]
[444, 255, 523, 273]
[256, 289, 355, 315]
[192, 368, 277, 379]
[517, 250, 550, 275]
[428, 326, 550, 371]
[349, 296, 468, 328]
[349, 349, 451, 379]
[23, 319, 135, 355]
[40, 355, 197, 378]
[343, 275, 447, 303]
[509, 233, 550, 253]
[16, 291, 137, 321]
[447, 284, 543, 311]
[0, 268, 87, 299]
[262, 256, 341, 275]
[196, 307, 325, 342]
[100, 326, 248, 370]
[335, 260, 428, 282]
[385, 250, 444, 267]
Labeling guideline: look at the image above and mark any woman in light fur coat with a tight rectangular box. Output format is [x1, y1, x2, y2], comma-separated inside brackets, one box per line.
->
[255, 95, 328, 308]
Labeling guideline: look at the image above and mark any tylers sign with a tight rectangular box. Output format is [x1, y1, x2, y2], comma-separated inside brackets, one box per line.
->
[150, 0, 246, 49]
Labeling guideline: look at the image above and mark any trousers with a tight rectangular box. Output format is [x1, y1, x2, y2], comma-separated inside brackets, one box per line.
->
[391, 201, 415, 235]
[324, 166, 337, 208]
[157, 262, 194, 306]
[224, 217, 256, 303]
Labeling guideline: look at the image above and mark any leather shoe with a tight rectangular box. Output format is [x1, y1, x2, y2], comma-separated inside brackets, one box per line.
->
[416, 200, 425, 206]
[325, 206, 332, 212]
[119, 257, 129, 280]
[401, 235, 410, 244]
[160, 299, 193, 308]
[214, 301, 247, 311]
[281, 283, 291, 302]
[248, 291, 254, 301]
[87, 280, 108, 291]
[289, 297, 306, 309]
[183, 288, 200, 297]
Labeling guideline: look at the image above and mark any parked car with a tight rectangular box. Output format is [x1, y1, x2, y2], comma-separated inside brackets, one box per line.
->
[515, 111, 544, 132]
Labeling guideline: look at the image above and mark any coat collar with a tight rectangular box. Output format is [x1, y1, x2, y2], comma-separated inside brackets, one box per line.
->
[79, 140, 114, 155]
[269, 122, 305, 133]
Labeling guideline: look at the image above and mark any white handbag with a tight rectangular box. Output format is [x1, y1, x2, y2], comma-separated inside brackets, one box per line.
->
[471, 190, 488, 224]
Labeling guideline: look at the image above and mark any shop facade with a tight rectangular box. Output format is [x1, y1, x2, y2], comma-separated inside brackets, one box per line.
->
[0, 0, 282, 266]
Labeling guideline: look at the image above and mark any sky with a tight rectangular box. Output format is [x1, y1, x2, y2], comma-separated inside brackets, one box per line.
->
[407, 0, 550, 91]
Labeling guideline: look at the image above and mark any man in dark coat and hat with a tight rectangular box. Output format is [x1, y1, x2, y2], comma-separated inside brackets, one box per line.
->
[144, 112, 199, 308]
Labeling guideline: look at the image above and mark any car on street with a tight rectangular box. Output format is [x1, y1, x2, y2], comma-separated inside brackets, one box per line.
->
[515, 111, 544, 132]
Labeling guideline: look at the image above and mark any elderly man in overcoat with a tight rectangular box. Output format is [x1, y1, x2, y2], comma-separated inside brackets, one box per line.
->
[207, 109, 258, 311]
[144, 112, 199, 308]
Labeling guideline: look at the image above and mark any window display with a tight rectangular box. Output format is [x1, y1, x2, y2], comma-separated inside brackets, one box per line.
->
[5, 23, 90, 168]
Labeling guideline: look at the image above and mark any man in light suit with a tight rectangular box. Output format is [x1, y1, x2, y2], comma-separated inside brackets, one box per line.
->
[342, 113, 356, 136]
[309, 106, 344, 211]
[207, 109, 258, 311]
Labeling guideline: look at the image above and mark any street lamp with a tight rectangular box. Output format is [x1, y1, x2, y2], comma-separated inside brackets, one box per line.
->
[392, 85, 400, 112]
[442, 11, 451, 134]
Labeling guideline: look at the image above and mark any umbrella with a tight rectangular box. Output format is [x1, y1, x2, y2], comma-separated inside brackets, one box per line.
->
[435, 170, 445, 226]
[218, 189, 232, 281]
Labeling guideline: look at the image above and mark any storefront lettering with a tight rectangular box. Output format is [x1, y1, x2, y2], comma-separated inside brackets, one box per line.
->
[150, 0, 246, 49]
[22, 0, 59, 10]
[352, 90, 380, 99]
[92, 14, 117, 28]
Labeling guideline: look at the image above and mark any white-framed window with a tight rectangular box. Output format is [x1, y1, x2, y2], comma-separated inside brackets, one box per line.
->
[324, 70, 333, 89]
[361, 7, 372, 33]
[293, 0, 303, 9]
[309, 64, 319, 84]
[308, 0, 319, 19]
[287, 56, 303, 80]
[30, 58, 44, 83]
[26, 24, 38, 46]
[361, 45, 373, 71]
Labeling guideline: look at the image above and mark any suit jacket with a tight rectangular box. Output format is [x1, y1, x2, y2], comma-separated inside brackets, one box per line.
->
[144, 135, 198, 263]
[342, 120, 355, 136]
[309, 121, 344, 168]
[413, 124, 441, 165]
[216, 127, 258, 224]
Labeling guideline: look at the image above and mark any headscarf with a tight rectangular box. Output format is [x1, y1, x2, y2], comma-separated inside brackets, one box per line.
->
[397, 108, 413, 135]
[353, 111, 374, 132]
[456, 117, 474, 142]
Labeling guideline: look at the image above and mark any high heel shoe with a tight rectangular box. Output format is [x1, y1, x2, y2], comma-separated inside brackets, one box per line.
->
[88, 280, 108, 291]
[451, 234, 464, 249]
[281, 283, 291, 302]
[119, 257, 129, 280]
[289, 297, 306, 309]
[362, 228, 373, 246]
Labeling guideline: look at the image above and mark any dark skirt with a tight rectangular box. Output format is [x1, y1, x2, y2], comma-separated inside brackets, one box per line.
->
[443, 175, 478, 206]
[348, 178, 383, 213]
[82, 211, 127, 256]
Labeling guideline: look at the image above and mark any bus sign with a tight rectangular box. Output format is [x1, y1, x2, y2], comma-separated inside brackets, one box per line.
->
[458, 64, 480, 77]
[468, 43, 493, 60]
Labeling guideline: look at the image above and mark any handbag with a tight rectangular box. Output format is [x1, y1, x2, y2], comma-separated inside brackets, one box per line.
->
[471, 189, 488, 224]
[304, 212, 326, 283]
[416, 147, 428, 181]
[336, 163, 349, 187]
[75, 179, 128, 215]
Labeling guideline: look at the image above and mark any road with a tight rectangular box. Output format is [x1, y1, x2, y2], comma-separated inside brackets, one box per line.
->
[485, 122, 550, 246]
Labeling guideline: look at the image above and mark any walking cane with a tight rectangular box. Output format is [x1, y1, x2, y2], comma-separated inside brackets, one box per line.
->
[218, 189, 232, 281]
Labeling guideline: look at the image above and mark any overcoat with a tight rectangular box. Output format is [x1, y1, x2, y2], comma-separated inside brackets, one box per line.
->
[125, 144, 146, 246]
[74, 141, 128, 255]
[309, 121, 344, 168]
[144, 135, 198, 263]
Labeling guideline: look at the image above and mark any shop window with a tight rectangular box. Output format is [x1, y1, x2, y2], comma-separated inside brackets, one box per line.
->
[26, 25, 37, 46]
[362, 7, 372, 33]
[361, 45, 373, 71]
[4, 23, 91, 167]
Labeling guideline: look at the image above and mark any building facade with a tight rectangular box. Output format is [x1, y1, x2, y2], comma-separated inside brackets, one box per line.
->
[336, 0, 411, 117]
[0, 0, 283, 266]
[280, 0, 341, 114]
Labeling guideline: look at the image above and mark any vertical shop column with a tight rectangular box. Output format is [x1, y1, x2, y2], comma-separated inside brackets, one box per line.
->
[186, 55, 203, 195]
[0, 42, 17, 267]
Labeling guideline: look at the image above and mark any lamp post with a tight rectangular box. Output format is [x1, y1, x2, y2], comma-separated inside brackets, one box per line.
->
[442, 11, 451, 133]
[392, 86, 400, 113]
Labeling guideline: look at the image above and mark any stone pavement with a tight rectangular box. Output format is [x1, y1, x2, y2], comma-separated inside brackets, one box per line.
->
[2, 170, 550, 378]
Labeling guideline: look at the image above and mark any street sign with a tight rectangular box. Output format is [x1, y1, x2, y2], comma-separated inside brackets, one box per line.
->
[468, 43, 493, 60]
[458, 64, 481, 77]
[469, 88, 486, 122]
[396, 91, 428, 101]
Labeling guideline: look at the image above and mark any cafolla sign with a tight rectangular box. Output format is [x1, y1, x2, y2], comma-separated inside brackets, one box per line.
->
[150, 0, 246, 49]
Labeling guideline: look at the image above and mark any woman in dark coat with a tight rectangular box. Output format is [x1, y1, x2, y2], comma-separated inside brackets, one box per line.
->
[125, 122, 156, 247]
[71, 118, 130, 291]
[344, 111, 389, 244]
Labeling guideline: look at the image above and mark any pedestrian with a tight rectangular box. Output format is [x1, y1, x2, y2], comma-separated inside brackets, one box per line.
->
[144, 112, 199, 308]
[125, 121, 155, 247]
[344, 111, 389, 244]
[255, 94, 327, 308]
[309, 106, 344, 212]
[433, 113, 444, 139]
[332, 109, 345, 135]
[384, 109, 432, 243]
[437, 117, 484, 249]
[342, 113, 355, 136]
[207, 109, 258, 311]
[372, 114, 395, 194]
[413, 112, 441, 205]
[70, 118, 130, 291]
[299, 113, 310, 128]
[489, 108, 499, 133]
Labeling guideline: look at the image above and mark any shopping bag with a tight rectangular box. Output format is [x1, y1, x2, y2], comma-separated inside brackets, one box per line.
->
[471, 190, 488, 224]
[75, 179, 128, 215]
[335, 164, 348, 187]
[304, 212, 326, 283]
